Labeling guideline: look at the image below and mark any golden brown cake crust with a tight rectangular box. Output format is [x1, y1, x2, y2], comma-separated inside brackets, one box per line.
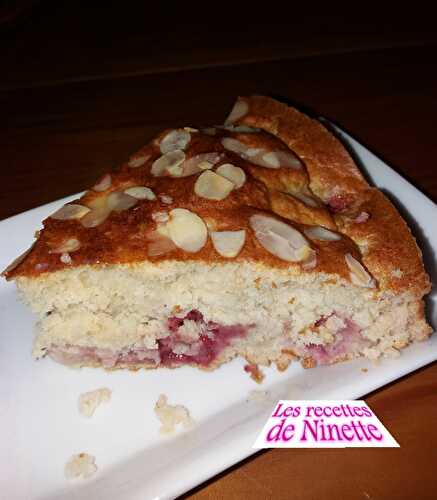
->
[3, 96, 431, 299]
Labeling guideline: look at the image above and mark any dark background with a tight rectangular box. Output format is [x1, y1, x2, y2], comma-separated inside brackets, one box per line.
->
[1, 3, 437, 221]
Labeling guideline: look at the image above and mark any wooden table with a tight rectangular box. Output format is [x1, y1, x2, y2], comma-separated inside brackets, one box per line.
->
[1, 7, 436, 499]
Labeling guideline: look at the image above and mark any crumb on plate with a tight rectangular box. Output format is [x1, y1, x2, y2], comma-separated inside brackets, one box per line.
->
[78, 387, 111, 417]
[64, 453, 97, 479]
[154, 394, 194, 435]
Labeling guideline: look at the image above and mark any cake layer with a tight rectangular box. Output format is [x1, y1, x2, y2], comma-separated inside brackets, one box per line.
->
[16, 261, 431, 369]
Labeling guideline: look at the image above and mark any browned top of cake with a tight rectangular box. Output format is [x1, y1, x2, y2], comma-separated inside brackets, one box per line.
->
[3, 96, 430, 297]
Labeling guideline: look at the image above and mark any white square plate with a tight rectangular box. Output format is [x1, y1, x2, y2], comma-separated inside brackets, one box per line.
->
[1, 126, 436, 500]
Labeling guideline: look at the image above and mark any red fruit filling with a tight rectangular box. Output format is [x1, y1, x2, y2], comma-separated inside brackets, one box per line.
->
[159, 309, 247, 367]
[304, 316, 368, 365]
[48, 309, 248, 368]
[327, 194, 351, 213]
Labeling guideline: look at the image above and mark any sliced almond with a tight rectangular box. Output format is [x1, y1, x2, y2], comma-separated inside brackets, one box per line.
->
[304, 226, 341, 241]
[166, 208, 207, 252]
[262, 152, 281, 168]
[124, 186, 156, 200]
[181, 152, 221, 176]
[151, 150, 185, 177]
[221, 138, 301, 170]
[245, 147, 263, 157]
[253, 150, 301, 169]
[221, 137, 248, 156]
[166, 165, 184, 177]
[225, 99, 249, 124]
[160, 130, 191, 154]
[160, 195, 173, 204]
[345, 253, 376, 288]
[146, 230, 176, 257]
[128, 154, 149, 168]
[221, 138, 279, 169]
[194, 171, 235, 200]
[60, 253, 72, 264]
[250, 214, 313, 262]
[93, 174, 111, 192]
[198, 161, 214, 170]
[51, 204, 90, 220]
[80, 208, 110, 228]
[107, 191, 138, 211]
[152, 211, 169, 223]
[216, 164, 246, 188]
[291, 192, 319, 207]
[211, 230, 246, 258]
[272, 151, 302, 169]
[50, 238, 81, 253]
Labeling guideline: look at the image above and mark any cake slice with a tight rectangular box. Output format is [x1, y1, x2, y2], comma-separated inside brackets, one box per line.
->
[3, 96, 432, 371]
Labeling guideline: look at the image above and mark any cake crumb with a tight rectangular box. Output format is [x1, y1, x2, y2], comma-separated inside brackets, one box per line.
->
[361, 368, 368, 373]
[154, 394, 194, 435]
[64, 453, 97, 479]
[247, 389, 269, 402]
[78, 388, 111, 417]
[244, 363, 265, 383]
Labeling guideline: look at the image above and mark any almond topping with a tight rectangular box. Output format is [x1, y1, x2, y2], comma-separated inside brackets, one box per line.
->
[60, 253, 72, 264]
[93, 174, 111, 192]
[272, 151, 302, 169]
[80, 208, 110, 228]
[304, 226, 341, 241]
[146, 230, 176, 257]
[211, 230, 246, 258]
[194, 171, 235, 200]
[198, 161, 214, 170]
[221, 137, 248, 156]
[181, 152, 221, 176]
[225, 98, 249, 124]
[151, 211, 169, 223]
[151, 150, 185, 177]
[107, 191, 138, 211]
[291, 192, 319, 207]
[250, 214, 314, 262]
[160, 130, 191, 154]
[345, 253, 376, 288]
[262, 152, 281, 168]
[216, 163, 246, 188]
[124, 186, 156, 200]
[128, 154, 149, 168]
[51, 204, 90, 220]
[160, 195, 173, 204]
[166, 208, 207, 252]
[221, 138, 301, 170]
[166, 165, 184, 177]
[50, 238, 81, 253]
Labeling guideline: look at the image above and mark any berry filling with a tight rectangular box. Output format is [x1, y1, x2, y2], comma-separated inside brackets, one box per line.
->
[159, 309, 247, 367]
[303, 316, 368, 365]
[48, 309, 248, 368]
